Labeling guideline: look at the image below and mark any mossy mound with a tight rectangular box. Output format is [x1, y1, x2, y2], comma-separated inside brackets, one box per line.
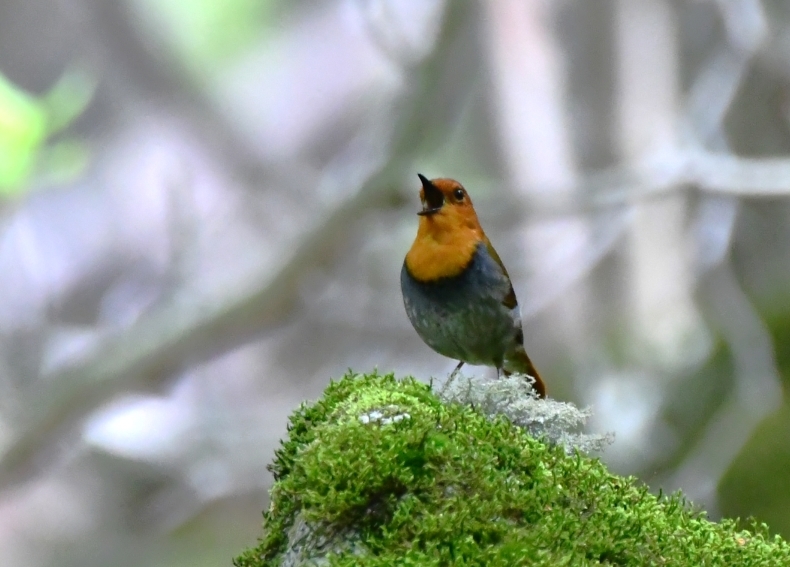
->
[235, 371, 790, 566]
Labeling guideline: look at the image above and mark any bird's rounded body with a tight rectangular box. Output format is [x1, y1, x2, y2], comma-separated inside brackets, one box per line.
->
[401, 241, 518, 369]
[401, 175, 546, 398]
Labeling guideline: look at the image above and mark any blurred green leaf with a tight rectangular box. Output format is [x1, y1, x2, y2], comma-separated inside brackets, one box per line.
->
[0, 74, 47, 195]
[719, 405, 790, 539]
[0, 70, 94, 197]
[138, 0, 284, 75]
[42, 69, 96, 135]
[719, 307, 790, 538]
[40, 140, 92, 184]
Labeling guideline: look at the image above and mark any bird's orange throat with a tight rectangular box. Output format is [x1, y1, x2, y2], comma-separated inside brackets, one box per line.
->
[405, 214, 483, 282]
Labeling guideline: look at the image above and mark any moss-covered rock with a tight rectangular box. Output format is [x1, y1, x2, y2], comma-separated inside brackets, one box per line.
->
[235, 371, 790, 566]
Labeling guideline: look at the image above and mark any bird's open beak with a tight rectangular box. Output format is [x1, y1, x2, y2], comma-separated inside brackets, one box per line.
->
[417, 173, 443, 216]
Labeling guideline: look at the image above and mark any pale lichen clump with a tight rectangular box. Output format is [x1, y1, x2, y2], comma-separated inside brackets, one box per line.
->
[438, 373, 614, 454]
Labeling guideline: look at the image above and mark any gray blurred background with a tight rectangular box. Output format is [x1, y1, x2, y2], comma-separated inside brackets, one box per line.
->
[2, 0, 790, 565]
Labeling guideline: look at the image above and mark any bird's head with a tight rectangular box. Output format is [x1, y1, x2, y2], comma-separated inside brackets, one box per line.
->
[416, 174, 481, 233]
[405, 174, 487, 281]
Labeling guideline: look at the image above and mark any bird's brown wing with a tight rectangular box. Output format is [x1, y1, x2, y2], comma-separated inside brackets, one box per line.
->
[485, 238, 547, 398]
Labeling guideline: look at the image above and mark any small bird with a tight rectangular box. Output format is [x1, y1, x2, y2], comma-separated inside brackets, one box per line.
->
[401, 174, 546, 398]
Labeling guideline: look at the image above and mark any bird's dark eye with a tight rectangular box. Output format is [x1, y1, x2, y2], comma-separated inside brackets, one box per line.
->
[453, 188, 465, 201]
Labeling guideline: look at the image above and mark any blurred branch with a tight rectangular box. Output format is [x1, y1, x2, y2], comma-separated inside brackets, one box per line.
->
[711, 0, 767, 55]
[679, 151, 790, 195]
[0, 0, 480, 493]
[0, 170, 395, 490]
[548, 149, 790, 217]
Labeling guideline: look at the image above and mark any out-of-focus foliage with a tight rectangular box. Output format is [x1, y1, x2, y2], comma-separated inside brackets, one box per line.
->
[133, 0, 285, 75]
[718, 310, 790, 536]
[0, 71, 92, 194]
[0, 73, 46, 193]
[720, 405, 790, 540]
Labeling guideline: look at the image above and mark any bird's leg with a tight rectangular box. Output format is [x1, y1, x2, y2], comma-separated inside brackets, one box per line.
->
[440, 361, 465, 394]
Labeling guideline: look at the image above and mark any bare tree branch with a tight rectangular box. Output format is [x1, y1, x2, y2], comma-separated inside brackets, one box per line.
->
[526, 150, 790, 218]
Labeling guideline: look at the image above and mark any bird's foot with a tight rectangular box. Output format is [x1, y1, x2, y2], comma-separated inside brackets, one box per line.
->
[439, 361, 465, 395]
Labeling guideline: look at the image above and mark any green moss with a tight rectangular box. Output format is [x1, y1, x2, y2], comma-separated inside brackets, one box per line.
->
[235, 371, 790, 566]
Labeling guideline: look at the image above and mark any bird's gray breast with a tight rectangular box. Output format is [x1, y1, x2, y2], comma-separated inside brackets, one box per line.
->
[401, 242, 518, 366]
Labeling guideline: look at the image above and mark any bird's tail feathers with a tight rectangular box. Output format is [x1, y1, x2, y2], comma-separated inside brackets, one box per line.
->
[504, 348, 547, 398]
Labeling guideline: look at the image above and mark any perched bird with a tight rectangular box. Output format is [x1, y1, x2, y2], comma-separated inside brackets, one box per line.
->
[401, 174, 546, 398]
